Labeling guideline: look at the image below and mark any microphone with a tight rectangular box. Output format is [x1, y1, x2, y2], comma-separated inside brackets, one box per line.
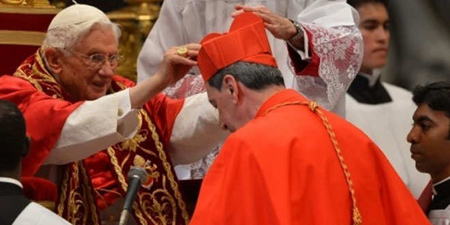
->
[119, 167, 147, 225]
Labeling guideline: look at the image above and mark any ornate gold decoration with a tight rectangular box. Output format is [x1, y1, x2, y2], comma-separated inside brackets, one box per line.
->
[57, 165, 70, 217]
[80, 163, 100, 225]
[58, 162, 100, 225]
[106, 106, 189, 224]
[14, 50, 64, 98]
[0, 30, 45, 46]
[134, 155, 160, 190]
[0, 0, 24, 6]
[139, 176, 176, 225]
[0, 0, 54, 8]
[142, 110, 190, 224]
[107, 0, 163, 81]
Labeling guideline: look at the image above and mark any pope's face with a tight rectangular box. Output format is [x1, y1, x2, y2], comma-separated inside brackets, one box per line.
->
[407, 103, 450, 181]
[357, 3, 390, 73]
[58, 25, 119, 101]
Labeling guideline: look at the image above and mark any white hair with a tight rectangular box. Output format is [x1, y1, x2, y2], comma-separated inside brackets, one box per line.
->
[41, 19, 121, 54]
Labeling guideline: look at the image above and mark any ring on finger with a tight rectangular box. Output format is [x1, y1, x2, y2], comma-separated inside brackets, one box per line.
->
[177, 46, 188, 57]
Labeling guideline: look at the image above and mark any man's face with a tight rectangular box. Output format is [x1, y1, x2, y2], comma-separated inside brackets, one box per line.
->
[357, 3, 390, 73]
[407, 104, 450, 180]
[205, 81, 246, 133]
[58, 25, 118, 101]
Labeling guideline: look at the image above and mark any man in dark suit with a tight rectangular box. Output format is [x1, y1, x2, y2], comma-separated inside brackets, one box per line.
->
[0, 100, 70, 225]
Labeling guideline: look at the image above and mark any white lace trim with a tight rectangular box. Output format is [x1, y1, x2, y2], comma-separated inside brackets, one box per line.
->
[295, 24, 363, 110]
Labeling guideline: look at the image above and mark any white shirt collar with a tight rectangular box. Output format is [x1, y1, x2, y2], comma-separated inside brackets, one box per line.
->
[432, 176, 450, 195]
[0, 177, 23, 188]
[433, 176, 450, 186]
[359, 69, 382, 87]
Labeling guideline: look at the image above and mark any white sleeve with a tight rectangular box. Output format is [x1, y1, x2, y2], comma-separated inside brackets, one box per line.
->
[287, 26, 310, 60]
[169, 93, 229, 165]
[289, 0, 363, 111]
[43, 89, 139, 165]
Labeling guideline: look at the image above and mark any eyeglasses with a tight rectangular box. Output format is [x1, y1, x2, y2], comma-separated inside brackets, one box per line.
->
[63, 49, 124, 69]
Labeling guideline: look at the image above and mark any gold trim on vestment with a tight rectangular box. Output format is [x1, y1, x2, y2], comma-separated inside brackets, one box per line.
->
[13, 50, 63, 98]
[0, 30, 45, 46]
[80, 162, 100, 225]
[57, 164, 70, 217]
[142, 110, 189, 224]
[113, 81, 189, 224]
[17, 52, 188, 224]
[107, 146, 152, 225]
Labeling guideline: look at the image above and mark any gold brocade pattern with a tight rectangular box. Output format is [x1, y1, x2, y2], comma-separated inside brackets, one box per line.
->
[56, 162, 100, 225]
[14, 50, 64, 98]
[16, 51, 189, 225]
[142, 110, 189, 224]
[57, 164, 70, 217]
[106, 107, 189, 224]
[80, 164, 101, 224]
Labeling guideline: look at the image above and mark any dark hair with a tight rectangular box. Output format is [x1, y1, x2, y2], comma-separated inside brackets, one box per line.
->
[208, 61, 284, 91]
[0, 100, 28, 171]
[412, 81, 450, 117]
[413, 81, 450, 139]
[347, 0, 387, 9]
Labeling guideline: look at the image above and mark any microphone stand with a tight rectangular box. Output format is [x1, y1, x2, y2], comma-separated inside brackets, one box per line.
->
[119, 167, 147, 225]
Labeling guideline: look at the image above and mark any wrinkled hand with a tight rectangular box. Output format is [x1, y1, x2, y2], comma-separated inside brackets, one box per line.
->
[157, 43, 200, 85]
[232, 4, 297, 40]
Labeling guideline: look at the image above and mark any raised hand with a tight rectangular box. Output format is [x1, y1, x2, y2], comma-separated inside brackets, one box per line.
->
[130, 43, 201, 109]
[158, 43, 201, 86]
[232, 4, 297, 41]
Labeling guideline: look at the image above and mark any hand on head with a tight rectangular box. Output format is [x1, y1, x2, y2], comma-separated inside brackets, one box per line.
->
[232, 4, 297, 40]
[157, 43, 200, 86]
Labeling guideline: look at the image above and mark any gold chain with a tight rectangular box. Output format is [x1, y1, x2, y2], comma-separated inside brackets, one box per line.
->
[263, 101, 362, 225]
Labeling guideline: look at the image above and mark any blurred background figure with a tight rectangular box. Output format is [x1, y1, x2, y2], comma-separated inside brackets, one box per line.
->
[0, 100, 70, 225]
[345, 0, 429, 198]
[408, 81, 450, 224]
[385, 0, 450, 88]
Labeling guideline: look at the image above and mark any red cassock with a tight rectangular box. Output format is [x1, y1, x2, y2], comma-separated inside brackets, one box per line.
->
[0, 51, 190, 225]
[190, 89, 430, 225]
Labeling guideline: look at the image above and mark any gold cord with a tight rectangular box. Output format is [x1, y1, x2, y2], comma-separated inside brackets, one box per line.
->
[263, 101, 362, 225]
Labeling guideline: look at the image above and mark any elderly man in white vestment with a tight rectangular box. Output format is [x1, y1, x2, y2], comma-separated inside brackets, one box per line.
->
[137, 0, 363, 179]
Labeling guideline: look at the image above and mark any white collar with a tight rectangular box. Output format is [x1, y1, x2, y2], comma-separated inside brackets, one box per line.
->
[359, 69, 382, 87]
[433, 176, 450, 186]
[432, 176, 450, 195]
[0, 177, 23, 189]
